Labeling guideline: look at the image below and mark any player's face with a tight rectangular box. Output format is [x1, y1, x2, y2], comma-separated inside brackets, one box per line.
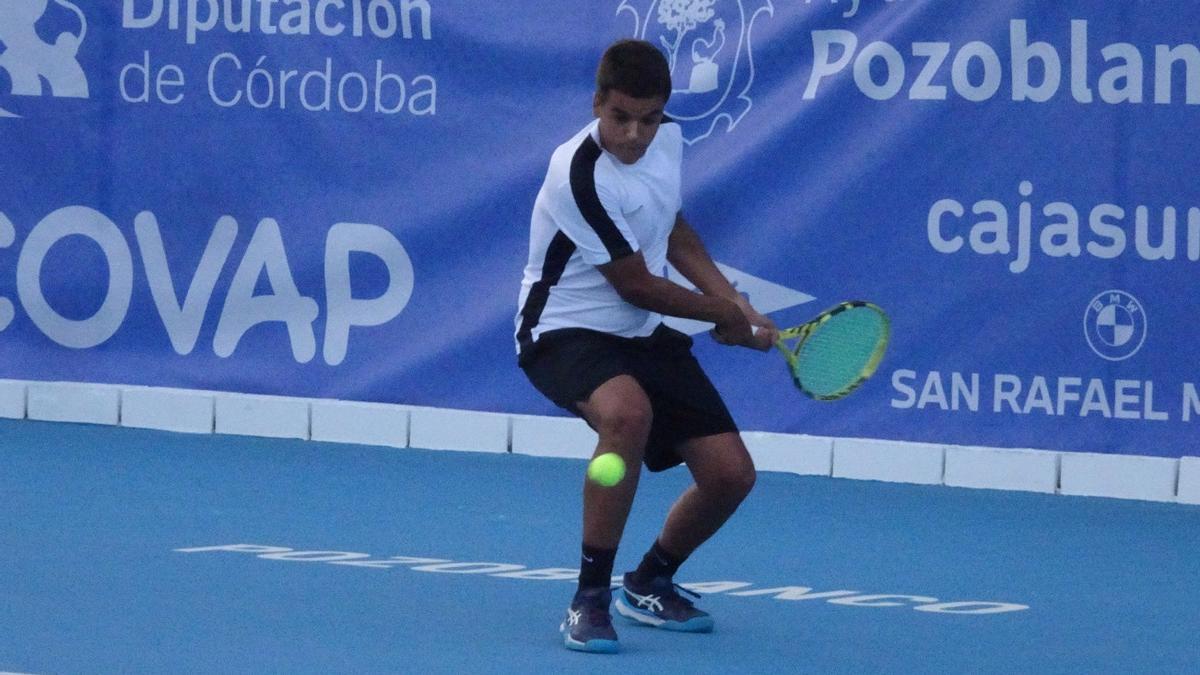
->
[593, 90, 666, 165]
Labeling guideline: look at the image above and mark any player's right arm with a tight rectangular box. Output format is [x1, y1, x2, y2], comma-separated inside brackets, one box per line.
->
[597, 252, 755, 346]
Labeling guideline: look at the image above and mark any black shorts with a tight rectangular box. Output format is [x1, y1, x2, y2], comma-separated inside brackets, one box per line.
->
[519, 324, 738, 472]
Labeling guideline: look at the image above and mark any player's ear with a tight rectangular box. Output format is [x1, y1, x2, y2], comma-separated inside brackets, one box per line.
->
[592, 90, 605, 117]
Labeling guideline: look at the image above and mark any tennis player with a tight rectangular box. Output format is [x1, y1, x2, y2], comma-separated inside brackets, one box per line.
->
[515, 39, 779, 654]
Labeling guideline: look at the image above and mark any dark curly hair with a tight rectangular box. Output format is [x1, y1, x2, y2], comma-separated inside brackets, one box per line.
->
[596, 39, 672, 103]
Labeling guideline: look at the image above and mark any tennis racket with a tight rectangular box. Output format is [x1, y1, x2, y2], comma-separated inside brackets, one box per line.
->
[772, 301, 890, 400]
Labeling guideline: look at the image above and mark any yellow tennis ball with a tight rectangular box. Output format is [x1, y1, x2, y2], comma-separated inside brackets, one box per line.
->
[587, 452, 626, 487]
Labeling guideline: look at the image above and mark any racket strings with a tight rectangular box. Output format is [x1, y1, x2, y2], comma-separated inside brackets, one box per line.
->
[791, 308, 888, 398]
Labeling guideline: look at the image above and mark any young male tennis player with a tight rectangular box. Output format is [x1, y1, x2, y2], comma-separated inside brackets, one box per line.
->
[515, 39, 779, 654]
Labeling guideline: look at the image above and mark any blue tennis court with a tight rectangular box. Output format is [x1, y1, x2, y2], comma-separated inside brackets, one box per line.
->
[2, 418, 1196, 673]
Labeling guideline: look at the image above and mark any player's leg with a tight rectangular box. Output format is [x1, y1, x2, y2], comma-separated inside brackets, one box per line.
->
[558, 374, 652, 653]
[520, 332, 651, 653]
[637, 326, 756, 565]
[614, 432, 754, 633]
[656, 432, 756, 561]
[576, 374, 651, 551]
[612, 327, 753, 632]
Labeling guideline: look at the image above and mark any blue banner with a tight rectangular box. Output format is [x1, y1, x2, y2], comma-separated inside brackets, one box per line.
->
[2, 1, 1198, 457]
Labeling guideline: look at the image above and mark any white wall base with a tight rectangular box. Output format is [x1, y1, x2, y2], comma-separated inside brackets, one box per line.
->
[0, 379, 1196, 506]
[1060, 452, 1178, 503]
[1178, 457, 1200, 505]
[311, 400, 409, 449]
[944, 447, 1059, 494]
[214, 393, 309, 440]
[832, 437, 945, 485]
[27, 382, 120, 426]
[743, 432, 833, 476]
[409, 406, 508, 454]
[510, 414, 596, 459]
[121, 387, 214, 434]
[0, 380, 26, 419]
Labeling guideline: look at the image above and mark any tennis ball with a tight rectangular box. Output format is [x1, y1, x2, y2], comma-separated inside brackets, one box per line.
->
[587, 452, 626, 487]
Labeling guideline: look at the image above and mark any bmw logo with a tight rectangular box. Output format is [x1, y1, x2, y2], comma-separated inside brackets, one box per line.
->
[1084, 290, 1147, 361]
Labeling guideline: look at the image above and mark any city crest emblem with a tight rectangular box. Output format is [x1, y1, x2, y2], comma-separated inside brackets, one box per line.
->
[617, 0, 773, 144]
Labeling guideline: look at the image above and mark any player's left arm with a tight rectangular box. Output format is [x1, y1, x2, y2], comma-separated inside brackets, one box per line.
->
[667, 212, 779, 348]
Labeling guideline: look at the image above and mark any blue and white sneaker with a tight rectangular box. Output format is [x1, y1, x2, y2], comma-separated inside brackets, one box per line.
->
[614, 572, 715, 633]
[560, 587, 620, 654]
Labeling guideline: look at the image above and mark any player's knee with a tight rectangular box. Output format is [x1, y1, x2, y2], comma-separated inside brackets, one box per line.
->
[724, 462, 756, 502]
[596, 403, 652, 445]
[708, 456, 755, 504]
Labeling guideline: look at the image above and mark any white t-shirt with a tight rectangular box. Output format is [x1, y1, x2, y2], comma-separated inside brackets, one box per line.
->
[515, 118, 683, 356]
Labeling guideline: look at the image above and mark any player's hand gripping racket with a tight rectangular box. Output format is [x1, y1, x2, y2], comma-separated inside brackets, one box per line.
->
[772, 301, 890, 400]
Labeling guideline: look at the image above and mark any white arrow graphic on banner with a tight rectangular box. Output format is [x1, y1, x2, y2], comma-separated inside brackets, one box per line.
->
[663, 262, 815, 336]
[0, 212, 13, 330]
[0, 211, 13, 247]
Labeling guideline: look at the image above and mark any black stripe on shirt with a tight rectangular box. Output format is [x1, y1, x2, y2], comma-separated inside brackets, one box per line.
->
[569, 136, 634, 261]
[516, 230, 577, 357]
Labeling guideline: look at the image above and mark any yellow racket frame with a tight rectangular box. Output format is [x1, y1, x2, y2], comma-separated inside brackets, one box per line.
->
[773, 300, 890, 400]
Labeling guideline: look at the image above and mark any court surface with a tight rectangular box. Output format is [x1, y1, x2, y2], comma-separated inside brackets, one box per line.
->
[1, 419, 1197, 674]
